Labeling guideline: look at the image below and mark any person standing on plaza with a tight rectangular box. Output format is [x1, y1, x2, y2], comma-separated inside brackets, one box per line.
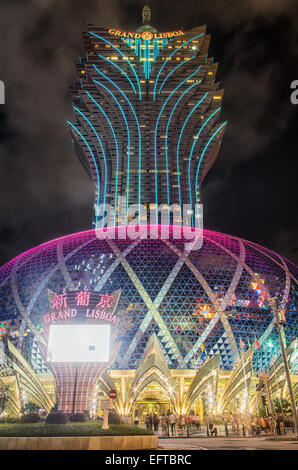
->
[153, 413, 159, 432]
[146, 414, 153, 431]
[180, 415, 186, 436]
[260, 416, 266, 434]
[255, 416, 261, 435]
[177, 415, 185, 436]
[169, 412, 176, 436]
[185, 414, 191, 436]
[165, 414, 169, 436]
[280, 416, 285, 435]
[241, 417, 246, 436]
[149, 414, 153, 431]
[134, 414, 139, 426]
[251, 416, 257, 436]
[209, 422, 218, 437]
[161, 414, 167, 435]
[265, 416, 271, 434]
[195, 415, 201, 430]
[275, 414, 281, 436]
[223, 415, 229, 436]
[231, 413, 236, 432]
[177, 415, 182, 436]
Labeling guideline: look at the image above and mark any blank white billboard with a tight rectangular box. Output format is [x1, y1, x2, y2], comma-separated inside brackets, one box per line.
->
[46, 324, 110, 363]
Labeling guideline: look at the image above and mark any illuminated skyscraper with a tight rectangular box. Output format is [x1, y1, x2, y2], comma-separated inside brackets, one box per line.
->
[68, 6, 226, 227]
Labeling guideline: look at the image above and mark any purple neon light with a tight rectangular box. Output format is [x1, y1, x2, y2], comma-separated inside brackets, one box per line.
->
[0, 225, 297, 282]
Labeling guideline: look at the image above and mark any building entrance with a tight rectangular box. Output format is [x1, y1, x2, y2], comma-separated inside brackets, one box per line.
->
[135, 400, 171, 420]
[133, 381, 172, 423]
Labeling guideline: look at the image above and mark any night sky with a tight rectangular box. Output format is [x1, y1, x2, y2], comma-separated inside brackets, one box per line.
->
[0, 0, 297, 266]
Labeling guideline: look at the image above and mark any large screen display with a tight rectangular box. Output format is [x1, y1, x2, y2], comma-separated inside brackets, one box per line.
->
[46, 324, 110, 363]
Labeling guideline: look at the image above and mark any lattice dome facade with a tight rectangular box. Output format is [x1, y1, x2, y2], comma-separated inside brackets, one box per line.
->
[0, 226, 297, 375]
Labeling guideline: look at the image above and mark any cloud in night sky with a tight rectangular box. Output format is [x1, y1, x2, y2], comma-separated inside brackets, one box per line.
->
[0, 0, 297, 265]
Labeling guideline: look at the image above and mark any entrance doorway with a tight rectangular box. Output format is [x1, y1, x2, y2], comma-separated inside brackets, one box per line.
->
[133, 381, 172, 425]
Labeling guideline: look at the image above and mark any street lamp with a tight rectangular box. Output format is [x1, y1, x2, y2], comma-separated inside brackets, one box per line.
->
[269, 295, 298, 438]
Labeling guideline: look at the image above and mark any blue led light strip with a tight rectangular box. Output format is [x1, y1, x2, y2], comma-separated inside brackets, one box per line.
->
[154, 66, 202, 223]
[158, 56, 195, 95]
[188, 107, 221, 225]
[144, 41, 150, 79]
[97, 54, 136, 94]
[93, 65, 142, 224]
[67, 120, 101, 227]
[195, 121, 227, 206]
[93, 79, 130, 224]
[176, 92, 209, 223]
[89, 32, 141, 100]
[85, 91, 119, 227]
[153, 33, 204, 101]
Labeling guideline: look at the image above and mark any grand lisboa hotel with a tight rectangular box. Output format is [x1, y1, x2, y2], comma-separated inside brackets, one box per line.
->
[0, 7, 297, 420]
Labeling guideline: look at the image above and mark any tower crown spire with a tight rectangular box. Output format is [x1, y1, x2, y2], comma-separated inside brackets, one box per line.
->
[142, 5, 151, 25]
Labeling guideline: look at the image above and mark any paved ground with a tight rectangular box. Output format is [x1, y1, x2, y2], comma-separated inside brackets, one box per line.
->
[158, 436, 298, 450]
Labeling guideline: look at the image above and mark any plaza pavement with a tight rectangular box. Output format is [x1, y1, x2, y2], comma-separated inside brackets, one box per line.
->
[158, 436, 298, 450]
